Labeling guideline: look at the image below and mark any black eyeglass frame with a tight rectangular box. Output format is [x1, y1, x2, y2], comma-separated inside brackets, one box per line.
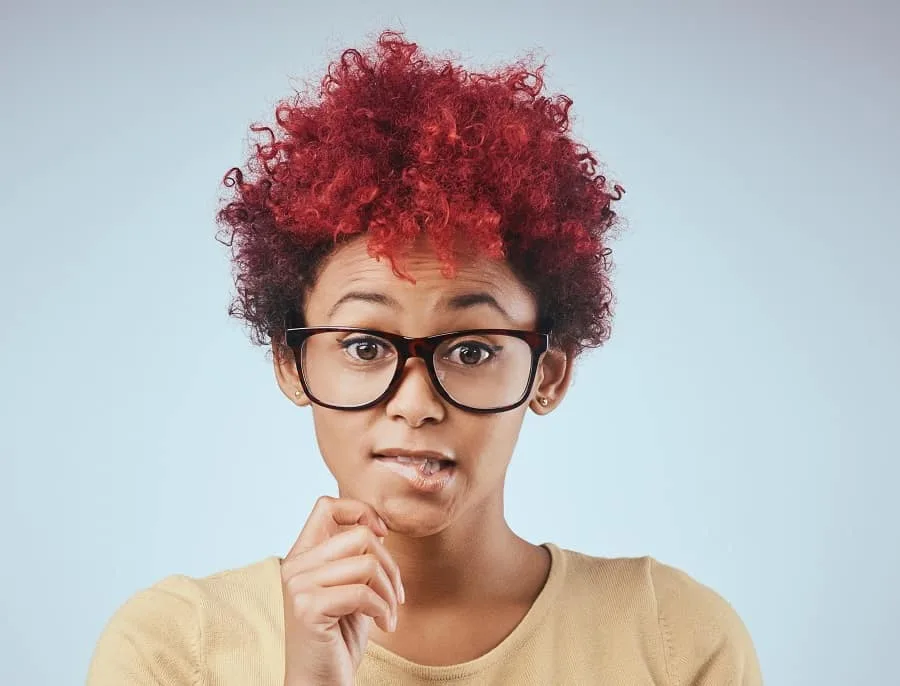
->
[284, 326, 551, 414]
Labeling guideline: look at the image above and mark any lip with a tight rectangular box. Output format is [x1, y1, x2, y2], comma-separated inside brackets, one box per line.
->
[373, 448, 456, 463]
[372, 449, 457, 494]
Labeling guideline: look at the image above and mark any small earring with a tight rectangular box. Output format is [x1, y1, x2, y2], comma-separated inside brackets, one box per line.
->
[538, 396, 549, 406]
[294, 389, 302, 398]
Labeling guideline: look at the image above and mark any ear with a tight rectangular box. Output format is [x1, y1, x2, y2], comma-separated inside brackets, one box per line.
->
[272, 342, 311, 407]
[529, 348, 575, 414]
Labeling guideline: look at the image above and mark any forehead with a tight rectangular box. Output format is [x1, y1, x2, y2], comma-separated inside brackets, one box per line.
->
[304, 236, 538, 327]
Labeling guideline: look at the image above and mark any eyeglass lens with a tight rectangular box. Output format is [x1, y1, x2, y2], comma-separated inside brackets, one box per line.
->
[299, 331, 534, 410]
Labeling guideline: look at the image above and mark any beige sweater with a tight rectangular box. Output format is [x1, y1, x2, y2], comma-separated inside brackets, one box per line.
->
[87, 542, 762, 685]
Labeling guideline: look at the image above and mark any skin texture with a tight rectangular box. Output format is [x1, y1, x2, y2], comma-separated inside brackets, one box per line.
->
[273, 234, 576, 671]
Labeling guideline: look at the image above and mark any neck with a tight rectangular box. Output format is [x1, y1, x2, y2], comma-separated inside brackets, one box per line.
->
[382, 492, 538, 608]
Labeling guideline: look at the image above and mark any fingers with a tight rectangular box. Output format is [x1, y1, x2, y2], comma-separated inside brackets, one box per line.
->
[291, 583, 394, 633]
[280, 497, 405, 637]
[283, 524, 405, 607]
[286, 496, 388, 559]
[287, 554, 399, 632]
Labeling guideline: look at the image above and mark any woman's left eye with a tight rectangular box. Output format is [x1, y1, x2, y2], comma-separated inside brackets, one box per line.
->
[447, 342, 495, 365]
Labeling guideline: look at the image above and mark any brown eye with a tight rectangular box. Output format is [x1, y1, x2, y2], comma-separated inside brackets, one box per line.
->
[447, 342, 496, 366]
[341, 336, 390, 362]
[354, 342, 379, 360]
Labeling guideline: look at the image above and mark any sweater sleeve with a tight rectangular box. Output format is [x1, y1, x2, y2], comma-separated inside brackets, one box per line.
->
[650, 559, 763, 686]
[86, 574, 201, 686]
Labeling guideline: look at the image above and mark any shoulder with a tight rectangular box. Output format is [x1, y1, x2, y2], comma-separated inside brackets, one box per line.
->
[87, 556, 282, 686]
[87, 572, 203, 685]
[647, 558, 762, 684]
[555, 547, 762, 685]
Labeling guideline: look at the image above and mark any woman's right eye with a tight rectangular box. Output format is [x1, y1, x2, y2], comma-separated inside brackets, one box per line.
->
[341, 337, 389, 362]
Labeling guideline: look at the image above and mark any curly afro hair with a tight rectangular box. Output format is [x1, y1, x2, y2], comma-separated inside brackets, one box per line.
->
[216, 30, 624, 360]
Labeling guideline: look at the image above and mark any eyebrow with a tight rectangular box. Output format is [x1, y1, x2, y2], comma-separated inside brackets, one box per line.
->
[327, 291, 399, 318]
[326, 290, 510, 319]
[444, 292, 510, 318]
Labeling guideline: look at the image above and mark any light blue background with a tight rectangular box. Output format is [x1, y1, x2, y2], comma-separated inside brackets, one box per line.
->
[2, 2, 897, 684]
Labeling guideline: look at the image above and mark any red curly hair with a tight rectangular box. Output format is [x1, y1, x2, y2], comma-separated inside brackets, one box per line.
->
[216, 30, 624, 357]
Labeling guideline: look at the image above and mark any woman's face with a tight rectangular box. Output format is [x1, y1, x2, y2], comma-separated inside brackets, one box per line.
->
[274, 236, 572, 537]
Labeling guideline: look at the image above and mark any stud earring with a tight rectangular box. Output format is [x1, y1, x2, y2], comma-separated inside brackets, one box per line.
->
[538, 396, 549, 406]
[294, 389, 302, 398]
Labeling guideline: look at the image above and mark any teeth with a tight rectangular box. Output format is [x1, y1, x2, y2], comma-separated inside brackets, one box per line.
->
[394, 456, 426, 464]
[379, 455, 449, 476]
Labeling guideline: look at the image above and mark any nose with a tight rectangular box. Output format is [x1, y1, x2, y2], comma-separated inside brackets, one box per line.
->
[384, 357, 446, 427]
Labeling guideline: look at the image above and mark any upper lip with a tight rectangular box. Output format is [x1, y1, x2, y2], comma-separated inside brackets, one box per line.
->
[374, 448, 456, 463]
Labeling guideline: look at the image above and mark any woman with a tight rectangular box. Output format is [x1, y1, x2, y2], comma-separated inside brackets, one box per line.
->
[88, 30, 761, 685]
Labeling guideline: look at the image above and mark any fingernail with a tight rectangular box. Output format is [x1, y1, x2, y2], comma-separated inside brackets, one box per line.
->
[390, 613, 397, 632]
[399, 581, 406, 604]
[377, 516, 388, 533]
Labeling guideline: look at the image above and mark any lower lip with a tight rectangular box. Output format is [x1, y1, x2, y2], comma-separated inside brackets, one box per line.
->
[373, 457, 456, 493]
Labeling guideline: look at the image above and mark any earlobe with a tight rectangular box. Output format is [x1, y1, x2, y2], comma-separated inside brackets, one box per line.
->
[531, 394, 553, 414]
[532, 348, 574, 412]
[273, 342, 308, 405]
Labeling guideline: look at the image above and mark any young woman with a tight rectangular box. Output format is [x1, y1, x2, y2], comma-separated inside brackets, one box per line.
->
[88, 30, 761, 685]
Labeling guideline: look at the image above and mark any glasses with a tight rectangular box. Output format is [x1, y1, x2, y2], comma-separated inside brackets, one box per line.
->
[284, 326, 550, 413]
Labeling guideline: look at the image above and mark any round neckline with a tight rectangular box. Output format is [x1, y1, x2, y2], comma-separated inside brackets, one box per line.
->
[363, 541, 566, 679]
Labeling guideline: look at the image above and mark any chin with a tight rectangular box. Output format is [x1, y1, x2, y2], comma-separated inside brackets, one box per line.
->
[373, 494, 459, 538]
[337, 456, 464, 536]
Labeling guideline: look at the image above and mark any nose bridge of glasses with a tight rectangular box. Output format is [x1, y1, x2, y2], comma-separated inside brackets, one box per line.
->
[392, 337, 444, 396]
[404, 336, 438, 361]
[390, 339, 443, 406]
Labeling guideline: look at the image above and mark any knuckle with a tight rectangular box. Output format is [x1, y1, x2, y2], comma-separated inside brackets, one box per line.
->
[351, 524, 374, 548]
[356, 584, 373, 606]
[384, 553, 399, 572]
[314, 495, 335, 510]
[362, 554, 380, 576]
[381, 553, 398, 576]
[362, 525, 379, 544]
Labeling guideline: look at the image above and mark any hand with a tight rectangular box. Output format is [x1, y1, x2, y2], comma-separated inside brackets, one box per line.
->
[281, 496, 405, 686]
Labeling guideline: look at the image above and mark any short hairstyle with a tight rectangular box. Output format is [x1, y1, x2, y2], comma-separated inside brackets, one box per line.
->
[216, 30, 624, 358]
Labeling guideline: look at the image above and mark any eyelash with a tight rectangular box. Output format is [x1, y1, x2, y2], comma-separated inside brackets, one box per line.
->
[444, 341, 498, 363]
[340, 336, 392, 356]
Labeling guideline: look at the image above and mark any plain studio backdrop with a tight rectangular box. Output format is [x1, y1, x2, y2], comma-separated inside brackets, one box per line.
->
[1, 1, 897, 684]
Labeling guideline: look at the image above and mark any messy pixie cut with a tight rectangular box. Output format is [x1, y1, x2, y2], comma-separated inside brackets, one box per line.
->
[216, 30, 623, 359]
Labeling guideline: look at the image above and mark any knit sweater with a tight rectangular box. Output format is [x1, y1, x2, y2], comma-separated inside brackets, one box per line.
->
[87, 542, 762, 685]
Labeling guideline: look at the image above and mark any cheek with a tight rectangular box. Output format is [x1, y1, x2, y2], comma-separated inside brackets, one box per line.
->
[310, 408, 369, 470]
[462, 412, 526, 472]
